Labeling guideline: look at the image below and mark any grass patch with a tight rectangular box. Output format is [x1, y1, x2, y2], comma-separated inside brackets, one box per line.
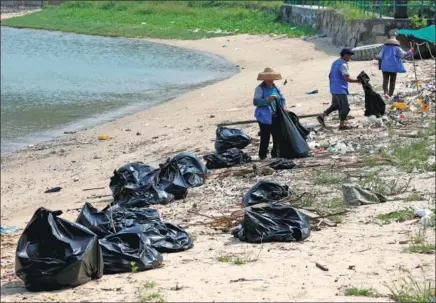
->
[138, 281, 164, 303]
[217, 254, 254, 265]
[312, 169, 344, 185]
[406, 233, 435, 255]
[387, 269, 435, 303]
[358, 170, 412, 196]
[344, 287, 377, 297]
[376, 207, 415, 224]
[326, 3, 373, 23]
[330, 215, 344, 224]
[382, 138, 433, 172]
[406, 192, 423, 201]
[297, 192, 317, 208]
[2, 1, 314, 39]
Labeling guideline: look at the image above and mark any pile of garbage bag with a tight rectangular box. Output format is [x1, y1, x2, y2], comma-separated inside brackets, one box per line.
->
[214, 126, 252, 152]
[232, 204, 310, 243]
[268, 158, 298, 170]
[243, 181, 290, 207]
[110, 152, 207, 205]
[203, 147, 251, 169]
[15, 208, 103, 291]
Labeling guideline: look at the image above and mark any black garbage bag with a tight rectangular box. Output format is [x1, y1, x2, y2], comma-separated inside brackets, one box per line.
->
[110, 162, 174, 207]
[157, 158, 189, 200]
[122, 222, 193, 253]
[275, 103, 310, 159]
[215, 127, 252, 152]
[99, 231, 163, 274]
[243, 181, 290, 207]
[268, 158, 298, 170]
[107, 205, 162, 232]
[357, 71, 386, 118]
[203, 148, 251, 169]
[16, 208, 103, 291]
[76, 202, 113, 238]
[170, 152, 208, 188]
[76, 203, 193, 253]
[232, 204, 310, 243]
[287, 111, 310, 139]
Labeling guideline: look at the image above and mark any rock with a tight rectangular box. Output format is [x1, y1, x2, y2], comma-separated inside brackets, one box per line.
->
[73, 178, 79, 182]
[136, 132, 141, 136]
[210, 115, 216, 118]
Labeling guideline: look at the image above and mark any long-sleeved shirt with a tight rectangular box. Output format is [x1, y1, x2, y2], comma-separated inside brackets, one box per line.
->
[253, 82, 286, 125]
[377, 45, 412, 73]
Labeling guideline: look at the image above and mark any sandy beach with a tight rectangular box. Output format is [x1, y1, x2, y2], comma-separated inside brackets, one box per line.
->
[1, 34, 435, 302]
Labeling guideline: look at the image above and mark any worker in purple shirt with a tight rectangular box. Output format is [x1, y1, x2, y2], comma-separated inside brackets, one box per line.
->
[317, 48, 361, 131]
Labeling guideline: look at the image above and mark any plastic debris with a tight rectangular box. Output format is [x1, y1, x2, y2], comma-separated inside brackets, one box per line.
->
[342, 183, 387, 205]
[414, 208, 435, 227]
[44, 187, 62, 193]
[0, 226, 20, 235]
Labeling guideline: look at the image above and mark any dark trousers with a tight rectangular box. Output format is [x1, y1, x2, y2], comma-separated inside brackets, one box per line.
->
[382, 72, 397, 97]
[323, 94, 350, 122]
[258, 117, 279, 159]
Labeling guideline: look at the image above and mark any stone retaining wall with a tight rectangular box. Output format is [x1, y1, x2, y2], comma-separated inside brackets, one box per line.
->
[1, 0, 65, 13]
[281, 4, 413, 47]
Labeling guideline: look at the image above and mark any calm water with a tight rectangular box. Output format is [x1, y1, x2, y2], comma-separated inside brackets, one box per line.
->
[0, 27, 238, 155]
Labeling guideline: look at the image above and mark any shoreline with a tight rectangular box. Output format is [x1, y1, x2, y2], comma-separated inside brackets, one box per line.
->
[0, 27, 240, 156]
[0, 9, 41, 21]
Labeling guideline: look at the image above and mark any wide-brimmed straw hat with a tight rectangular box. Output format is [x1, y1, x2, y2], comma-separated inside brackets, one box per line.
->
[257, 67, 282, 81]
[384, 38, 400, 46]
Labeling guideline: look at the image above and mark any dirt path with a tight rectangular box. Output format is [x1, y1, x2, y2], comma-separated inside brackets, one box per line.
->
[1, 34, 435, 302]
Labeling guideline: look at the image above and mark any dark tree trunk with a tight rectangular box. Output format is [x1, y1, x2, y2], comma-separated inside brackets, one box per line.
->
[394, 0, 408, 19]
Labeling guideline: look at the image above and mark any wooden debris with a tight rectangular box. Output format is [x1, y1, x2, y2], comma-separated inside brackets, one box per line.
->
[316, 262, 329, 271]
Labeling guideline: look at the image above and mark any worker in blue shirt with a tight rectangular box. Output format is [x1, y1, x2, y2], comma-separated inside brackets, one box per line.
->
[253, 68, 286, 160]
[317, 48, 361, 130]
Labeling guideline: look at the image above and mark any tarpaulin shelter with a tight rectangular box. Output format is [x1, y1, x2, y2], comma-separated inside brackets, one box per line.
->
[397, 25, 436, 43]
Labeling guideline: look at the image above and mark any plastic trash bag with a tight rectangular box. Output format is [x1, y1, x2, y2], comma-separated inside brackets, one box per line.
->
[268, 158, 298, 170]
[122, 222, 194, 253]
[76, 203, 193, 253]
[16, 208, 103, 291]
[203, 148, 251, 169]
[76, 202, 113, 238]
[170, 152, 208, 188]
[215, 127, 252, 152]
[357, 71, 386, 118]
[243, 181, 290, 207]
[275, 103, 310, 159]
[99, 231, 163, 274]
[287, 111, 310, 139]
[232, 204, 310, 243]
[157, 158, 189, 200]
[342, 183, 387, 205]
[109, 162, 174, 206]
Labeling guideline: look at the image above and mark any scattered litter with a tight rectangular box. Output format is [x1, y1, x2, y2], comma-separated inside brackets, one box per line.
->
[414, 208, 435, 227]
[44, 186, 62, 193]
[214, 127, 252, 152]
[0, 226, 20, 235]
[316, 262, 329, 271]
[268, 158, 298, 170]
[242, 181, 290, 207]
[204, 148, 251, 169]
[98, 135, 110, 140]
[232, 204, 310, 243]
[342, 183, 387, 205]
[16, 208, 103, 291]
[305, 89, 319, 95]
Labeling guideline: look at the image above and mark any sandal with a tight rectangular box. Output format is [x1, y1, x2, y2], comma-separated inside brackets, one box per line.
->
[338, 124, 353, 131]
[316, 114, 326, 127]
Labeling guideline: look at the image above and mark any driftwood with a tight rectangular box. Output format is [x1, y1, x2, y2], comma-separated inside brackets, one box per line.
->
[82, 187, 106, 191]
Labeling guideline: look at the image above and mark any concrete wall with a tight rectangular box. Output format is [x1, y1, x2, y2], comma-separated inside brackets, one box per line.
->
[1, 0, 65, 13]
[281, 4, 413, 47]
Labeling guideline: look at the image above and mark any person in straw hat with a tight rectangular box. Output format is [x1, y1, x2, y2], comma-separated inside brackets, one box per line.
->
[376, 37, 413, 98]
[317, 48, 361, 131]
[253, 67, 286, 160]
